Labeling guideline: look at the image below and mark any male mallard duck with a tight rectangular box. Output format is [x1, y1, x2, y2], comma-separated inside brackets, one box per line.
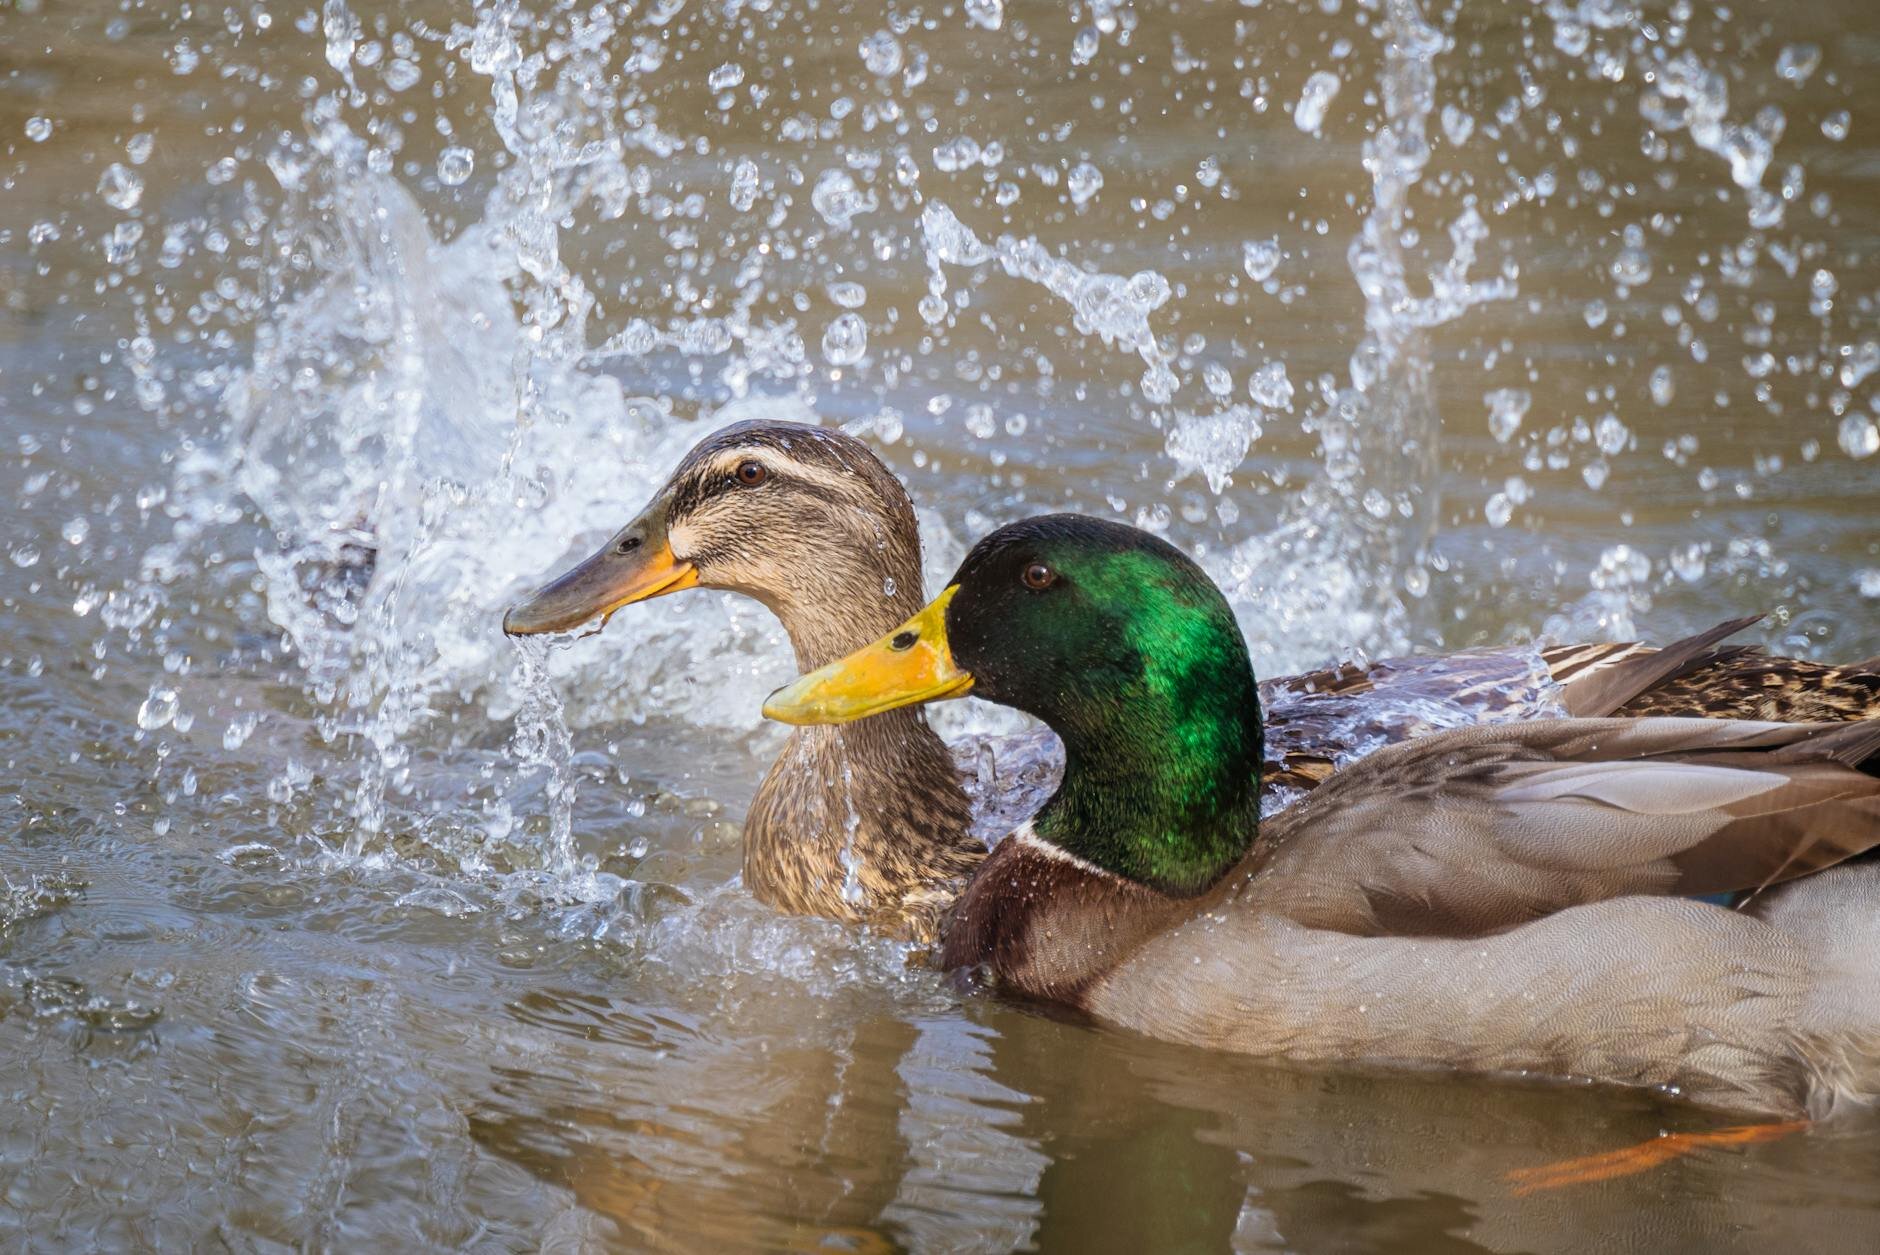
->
[764, 514, 1880, 1117]
[505, 421, 1879, 938]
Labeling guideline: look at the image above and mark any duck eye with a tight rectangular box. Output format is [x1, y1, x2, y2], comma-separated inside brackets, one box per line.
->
[1022, 562, 1056, 590]
[735, 460, 768, 486]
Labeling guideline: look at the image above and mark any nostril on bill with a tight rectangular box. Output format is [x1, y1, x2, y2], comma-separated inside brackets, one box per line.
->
[890, 630, 918, 651]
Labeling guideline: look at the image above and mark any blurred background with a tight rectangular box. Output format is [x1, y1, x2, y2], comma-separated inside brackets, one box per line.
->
[2, 0, 1879, 1248]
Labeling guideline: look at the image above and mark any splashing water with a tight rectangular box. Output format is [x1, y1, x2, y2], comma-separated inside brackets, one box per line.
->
[505, 635, 582, 888]
[10, 0, 1880, 1243]
[833, 730, 867, 910]
[88, 0, 1877, 917]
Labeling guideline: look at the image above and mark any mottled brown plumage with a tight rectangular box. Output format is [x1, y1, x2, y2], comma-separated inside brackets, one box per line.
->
[1262, 626, 1880, 791]
[657, 423, 983, 937]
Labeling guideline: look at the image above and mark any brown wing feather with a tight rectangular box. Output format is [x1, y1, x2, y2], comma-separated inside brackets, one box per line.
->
[1557, 614, 1765, 716]
[1618, 656, 1880, 722]
[1258, 619, 1876, 805]
[1250, 717, 1880, 940]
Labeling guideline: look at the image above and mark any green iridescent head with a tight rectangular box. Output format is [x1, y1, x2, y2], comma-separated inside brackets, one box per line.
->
[766, 513, 1265, 893]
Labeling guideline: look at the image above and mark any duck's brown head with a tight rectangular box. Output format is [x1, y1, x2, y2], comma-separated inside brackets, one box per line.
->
[503, 420, 929, 667]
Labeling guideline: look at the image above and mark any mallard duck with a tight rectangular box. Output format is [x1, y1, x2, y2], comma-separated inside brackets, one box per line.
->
[505, 421, 982, 937]
[763, 514, 1880, 1117]
[505, 421, 1879, 939]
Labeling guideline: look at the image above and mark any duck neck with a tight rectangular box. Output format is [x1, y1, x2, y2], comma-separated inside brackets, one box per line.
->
[773, 538, 929, 672]
[1031, 640, 1264, 897]
[752, 541, 978, 919]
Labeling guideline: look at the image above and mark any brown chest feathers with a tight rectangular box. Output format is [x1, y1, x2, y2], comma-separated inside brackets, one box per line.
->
[742, 709, 982, 941]
[939, 830, 1185, 1004]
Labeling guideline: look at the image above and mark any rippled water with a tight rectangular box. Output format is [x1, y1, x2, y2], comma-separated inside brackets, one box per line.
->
[4, 0, 1880, 1247]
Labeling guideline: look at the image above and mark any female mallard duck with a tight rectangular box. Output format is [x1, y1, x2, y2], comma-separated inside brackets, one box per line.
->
[764, 514, 1880, 1118]
[505, 420, 1880, 938]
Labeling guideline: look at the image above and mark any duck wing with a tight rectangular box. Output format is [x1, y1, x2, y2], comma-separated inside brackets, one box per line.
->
[1247, 716, 1880, 939]
[1258, 615, 1808, 796]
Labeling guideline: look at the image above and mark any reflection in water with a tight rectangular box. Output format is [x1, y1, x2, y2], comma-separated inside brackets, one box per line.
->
[471, 994, 1045, 1250]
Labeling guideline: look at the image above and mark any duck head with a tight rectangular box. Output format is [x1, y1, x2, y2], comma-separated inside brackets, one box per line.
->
[503, 420, 929, 666]
[765, 514, 1266, 893]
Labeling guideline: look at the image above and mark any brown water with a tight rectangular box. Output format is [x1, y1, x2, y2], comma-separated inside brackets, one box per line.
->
[4, 0, 1880, 1248]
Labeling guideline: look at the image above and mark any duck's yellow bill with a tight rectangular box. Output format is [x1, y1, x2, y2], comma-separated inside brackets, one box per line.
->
[503, 530, 697, 636]
[763, 586, 973, 725]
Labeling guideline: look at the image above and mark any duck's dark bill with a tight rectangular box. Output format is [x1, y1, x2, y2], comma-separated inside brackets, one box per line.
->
[502, 526, 697, 636]
[763, 586, 973, 725]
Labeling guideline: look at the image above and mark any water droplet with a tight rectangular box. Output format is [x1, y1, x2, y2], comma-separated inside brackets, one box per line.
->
[822, 312, 867, 366]
[882, 576, 898, 598]
[730, 158, 760, 211]
[1841, 342, 1880, 390]
[1484, 492, 1514, 528]
[1609, 246, 1652, 288]
[964, 0, 1003, 31]
[707, 62, 743, 92]
[1242, 238, 1281, 283]
[1440, 105, 1473, 146]
[1774, 43, 1820, 84]
[1165, 407, 1261, 494]
[436, 146, 475, 186]
[25, 116, 53, 143]
[382, 58, 421, 91]
[1484, 388, 1530, 443]
[1293, 71, 1341, 136]
[222, 711, 260, 750]
[933, 136, 983, 172]
[1068, 161, 1103, 207]
[137, 686, 179, 731]
[102, 219, 141, 265]
[97, 163, 143, 212]
[1594, 413, 1629, 456]
[1822, 110, 1851, 142]
[811, 168, 876, 228]
[1248, 360, 1293, 410]
[1649, 365, 1675, 407]
[1838, 413, 1879, 460]
[859, 31, 903, 76]
[61, 517, 90, 546]
[964, 404, 997, 440]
